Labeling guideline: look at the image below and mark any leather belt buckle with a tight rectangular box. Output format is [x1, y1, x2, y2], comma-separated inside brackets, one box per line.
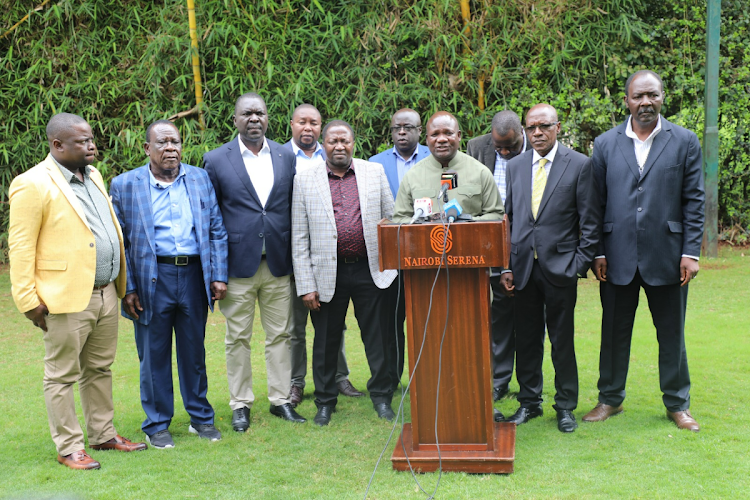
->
[343, 257, 359, 264]
[175, 256, 189, 266]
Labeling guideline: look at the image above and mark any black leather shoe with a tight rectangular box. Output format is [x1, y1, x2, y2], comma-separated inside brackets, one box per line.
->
[232, 407, 250, 432]
[493, 386, 509, 401]
[507, 405, 543, 425]
[270, 403, 307, 423]
[556, 409, 578, 433]
[313, 405, 335, 426]
[493, 408, 506, 422]
[374, 402, 395, 421]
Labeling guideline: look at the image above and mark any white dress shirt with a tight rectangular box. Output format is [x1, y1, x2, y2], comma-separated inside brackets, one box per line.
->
[625, 115, 662, 172]
[291, 140, 325, 172]
[238, 135, 274, 207]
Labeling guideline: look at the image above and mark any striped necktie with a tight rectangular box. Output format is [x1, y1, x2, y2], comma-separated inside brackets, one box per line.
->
[531, 158, 548, 219]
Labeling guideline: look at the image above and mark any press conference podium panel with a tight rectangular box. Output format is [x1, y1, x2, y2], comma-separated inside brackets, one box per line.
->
[378, 218, 515, 474]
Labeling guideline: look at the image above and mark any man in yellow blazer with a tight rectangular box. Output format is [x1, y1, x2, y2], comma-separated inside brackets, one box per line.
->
[9, 113, 146, 470]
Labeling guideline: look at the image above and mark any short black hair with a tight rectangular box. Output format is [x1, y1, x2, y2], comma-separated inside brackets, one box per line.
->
[321, 120, 354, 141]
[235, 92, 265, 111]
[46, 113, 87, 142]
[491, 110, 523, 138]
[145, 119, 178, 142]
[624, 70, 664, 97]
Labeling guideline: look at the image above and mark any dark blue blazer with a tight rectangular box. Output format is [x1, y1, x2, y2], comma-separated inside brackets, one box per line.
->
[592, 117, 705, 286]
[505, 144, 600, 290]
[110, 163, 228, 325]
[203, 137, 296, 278]
[369, 144, 431, 199]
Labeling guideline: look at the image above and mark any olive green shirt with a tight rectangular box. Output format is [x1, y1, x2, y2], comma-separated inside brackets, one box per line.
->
[392, 151, 504, 223]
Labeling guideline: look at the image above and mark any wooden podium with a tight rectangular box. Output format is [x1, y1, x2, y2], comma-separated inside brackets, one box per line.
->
[378, 218, 516, 474]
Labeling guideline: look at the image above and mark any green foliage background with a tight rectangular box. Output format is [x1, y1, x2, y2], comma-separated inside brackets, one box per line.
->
[1, 0, 749, 247]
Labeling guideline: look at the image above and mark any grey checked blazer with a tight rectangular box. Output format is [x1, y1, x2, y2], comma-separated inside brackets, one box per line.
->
[292, 158, 397, 302]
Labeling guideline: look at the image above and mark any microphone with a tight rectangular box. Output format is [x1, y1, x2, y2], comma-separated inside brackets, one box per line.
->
[438, 170, 458, 202]
[443, 198, 463, 222]
[410, 197, 433, 224]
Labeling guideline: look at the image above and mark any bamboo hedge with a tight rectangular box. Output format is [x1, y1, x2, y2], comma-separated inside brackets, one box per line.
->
[1, 0, 749, 253]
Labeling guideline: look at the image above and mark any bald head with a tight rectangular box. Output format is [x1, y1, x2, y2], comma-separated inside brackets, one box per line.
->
[46, 113, 88, 143]
[425, 112, 462, 166]
[525, 104, 560, 157]
[390, 108, 422, 158]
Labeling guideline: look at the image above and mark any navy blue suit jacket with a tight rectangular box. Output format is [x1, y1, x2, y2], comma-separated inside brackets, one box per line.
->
[110, 164, 228, 325]
[369, 144, 431, 199]
[505, 144, 600, 290]
[592, 117, 705, 286]
[203, 137, 296, 278]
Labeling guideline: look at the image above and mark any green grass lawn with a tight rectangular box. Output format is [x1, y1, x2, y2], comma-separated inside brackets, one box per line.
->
[1, 247, 748, 499]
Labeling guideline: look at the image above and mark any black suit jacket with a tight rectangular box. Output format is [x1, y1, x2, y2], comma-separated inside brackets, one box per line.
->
[203, 137, 296, 278]
[505, 143, 600, 290]
[466, 132, 530, 172]
[592, 117, 705, 287]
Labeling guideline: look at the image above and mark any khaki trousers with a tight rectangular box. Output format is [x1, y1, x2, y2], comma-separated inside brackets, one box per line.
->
[222, 261, 292, 409]
[43, 283, 119, 456]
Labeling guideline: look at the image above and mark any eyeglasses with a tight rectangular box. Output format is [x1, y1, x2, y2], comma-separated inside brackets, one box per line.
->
[524, 122, 558, 133]
[390, 125, 420, 132]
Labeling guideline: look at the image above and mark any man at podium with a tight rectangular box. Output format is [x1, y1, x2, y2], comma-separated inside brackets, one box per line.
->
[392, 111, 504, 223]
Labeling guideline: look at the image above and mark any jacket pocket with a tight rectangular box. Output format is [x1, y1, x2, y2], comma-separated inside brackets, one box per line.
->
[667, 221, 683, 233]
[228, 233, 242, 243]
[557, 240, 578, 253]
[37, 260, 67, 271]
[602, 222, 613, 233]
[555, 184, 572, 193]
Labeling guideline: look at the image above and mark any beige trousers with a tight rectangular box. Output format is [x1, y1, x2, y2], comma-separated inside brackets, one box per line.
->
[221, 261, 292, 409]
[43, 283, 119, 456]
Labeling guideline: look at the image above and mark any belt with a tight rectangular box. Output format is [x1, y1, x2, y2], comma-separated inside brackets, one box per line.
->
[93, 282, 111, 291]
[340, 256, 365, 264]
[156, 255, 200, 265]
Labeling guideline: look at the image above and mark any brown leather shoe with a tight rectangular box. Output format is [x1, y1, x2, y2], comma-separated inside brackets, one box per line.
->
[90, 435, 148, 452]
[582, 403, 624, 422]
[57, 450, 101, 470]
[289, 385, 303, 407]
[337, 379, 365, 397]
[667, 410, 700, 432]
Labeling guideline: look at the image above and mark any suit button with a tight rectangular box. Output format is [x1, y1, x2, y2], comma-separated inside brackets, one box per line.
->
[262, 211, 266, 215]
[333, 235, 337, 239]
[332, 256, 335, 261]
[259, 233, 263, 237]
[637, 207, 643, 212]
[152, 278, 156, 283]
[90, 243, 94, 247]
[638, 187, 643, 192]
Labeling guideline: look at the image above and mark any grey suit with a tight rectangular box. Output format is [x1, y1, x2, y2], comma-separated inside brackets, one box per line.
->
[591, 117, 704, 411]
[467, 132, 530, 394]
[505, 142, 600, 409]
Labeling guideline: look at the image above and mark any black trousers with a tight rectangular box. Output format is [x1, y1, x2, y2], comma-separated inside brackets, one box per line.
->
[489, 275, 515, 391]
[597, 270, 691, 411]
[514, 260, 578, 410]
[386, 273, 406, 391]
[310, 259, 394, 408]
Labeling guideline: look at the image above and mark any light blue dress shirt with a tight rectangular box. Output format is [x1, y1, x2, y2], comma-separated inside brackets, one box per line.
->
[394, 147, 420, 186]
[149, 164, 200, 256]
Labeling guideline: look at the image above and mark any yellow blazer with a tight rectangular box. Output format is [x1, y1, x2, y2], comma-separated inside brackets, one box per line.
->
[9, 154, 127, 314]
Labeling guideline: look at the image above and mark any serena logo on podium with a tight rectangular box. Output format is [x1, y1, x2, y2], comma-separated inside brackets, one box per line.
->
[429, 225, 453, 254]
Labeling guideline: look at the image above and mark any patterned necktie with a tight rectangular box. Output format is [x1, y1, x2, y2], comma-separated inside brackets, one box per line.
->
[531, 158, 548, 219]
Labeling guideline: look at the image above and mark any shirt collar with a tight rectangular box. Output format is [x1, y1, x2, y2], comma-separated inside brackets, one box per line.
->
[148, 163, 185, 188]
[291, 140, 323, 158]
[326, 161, 355, 177]
[392, 145, 419, 162]
[625, 115, 662, 142]
[532, 140, 559, 166]
[52, 156, 90, 182]
[238, 135, 270, 157]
